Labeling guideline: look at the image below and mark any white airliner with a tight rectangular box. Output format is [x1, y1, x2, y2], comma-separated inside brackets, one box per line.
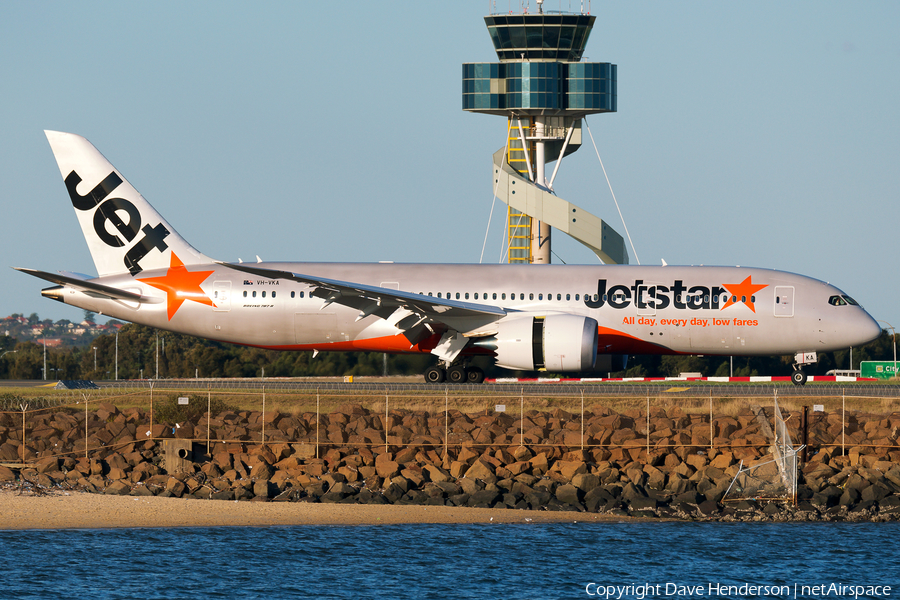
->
[16, 131, 881, 385]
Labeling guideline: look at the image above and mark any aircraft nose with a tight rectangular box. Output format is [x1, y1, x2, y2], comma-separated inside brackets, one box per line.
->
[852, 309, 883, 347]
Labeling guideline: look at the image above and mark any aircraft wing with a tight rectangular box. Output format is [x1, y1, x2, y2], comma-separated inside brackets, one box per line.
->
[221, 263, 508, 341]
[13, 267, 149, 303]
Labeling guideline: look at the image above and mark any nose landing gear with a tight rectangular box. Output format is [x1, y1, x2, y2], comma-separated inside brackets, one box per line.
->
[791, 368, 808, 386]
[791, 351, 817, 386]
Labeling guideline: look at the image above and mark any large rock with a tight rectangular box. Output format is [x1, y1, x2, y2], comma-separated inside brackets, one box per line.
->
[464, 459, 496, 483]
[556, 460, 587, 481]
[467, 489, 500, 508]
[555, 484, 582, 506]
[376, 460, 400, 480]
[34, 457, 60, 474]
[571, 473, 600, 493]
[105, 480, 131, 495]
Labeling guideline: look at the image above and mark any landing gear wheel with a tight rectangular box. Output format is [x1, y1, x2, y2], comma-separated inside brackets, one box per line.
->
[424, 366, 445, 384]
[447, 365, 468, 384]
[466, 366, 485, 384]
[791, 369, 807, 386]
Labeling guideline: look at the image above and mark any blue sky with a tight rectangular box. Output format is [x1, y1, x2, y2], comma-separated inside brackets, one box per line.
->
[2, 1, 898, 338]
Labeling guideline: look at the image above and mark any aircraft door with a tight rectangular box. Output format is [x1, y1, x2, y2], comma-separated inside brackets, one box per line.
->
[212, 281, 231, 312]
[774, 286, 794, 317]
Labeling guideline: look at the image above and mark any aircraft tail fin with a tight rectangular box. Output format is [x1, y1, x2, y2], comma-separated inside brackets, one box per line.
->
[44, 131, 213, 278]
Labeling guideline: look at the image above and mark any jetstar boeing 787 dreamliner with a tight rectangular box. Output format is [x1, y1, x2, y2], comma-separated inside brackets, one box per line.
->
[16, 131, 881, 384]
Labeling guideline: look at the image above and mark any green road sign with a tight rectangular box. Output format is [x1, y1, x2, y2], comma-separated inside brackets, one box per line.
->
[861, 361, 899, 380]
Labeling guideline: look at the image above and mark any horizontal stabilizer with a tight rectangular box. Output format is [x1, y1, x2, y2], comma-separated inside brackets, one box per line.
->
[13, 268, 149, 303]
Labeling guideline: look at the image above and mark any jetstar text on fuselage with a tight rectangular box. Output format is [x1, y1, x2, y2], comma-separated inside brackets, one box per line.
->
[584, 278, 767, 312]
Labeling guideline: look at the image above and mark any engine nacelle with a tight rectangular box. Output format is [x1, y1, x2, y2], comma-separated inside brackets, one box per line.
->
[490, 314, 598, 372]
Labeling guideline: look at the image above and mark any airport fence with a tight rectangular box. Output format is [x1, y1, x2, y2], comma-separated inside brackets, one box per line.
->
[1, 383, 898, 467]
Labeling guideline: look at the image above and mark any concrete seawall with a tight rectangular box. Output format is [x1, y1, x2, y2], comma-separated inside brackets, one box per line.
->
[2, 401, 900, 521]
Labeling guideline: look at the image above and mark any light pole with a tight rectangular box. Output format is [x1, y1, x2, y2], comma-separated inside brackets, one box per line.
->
[93, 346, 97, 372]
[1, 350, 16, 378]
[115, 330, 119, 381]
[878, 320, 897, 379]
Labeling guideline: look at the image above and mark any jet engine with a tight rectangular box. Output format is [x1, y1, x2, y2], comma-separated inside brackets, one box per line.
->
[481, 314, 599, 372]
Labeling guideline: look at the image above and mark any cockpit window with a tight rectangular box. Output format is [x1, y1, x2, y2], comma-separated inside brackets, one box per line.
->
[842, 295, 859, 306]
[828, 295, 847, 306]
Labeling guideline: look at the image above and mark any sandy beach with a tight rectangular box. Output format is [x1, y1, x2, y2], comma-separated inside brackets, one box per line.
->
[0, 488, 621, 530]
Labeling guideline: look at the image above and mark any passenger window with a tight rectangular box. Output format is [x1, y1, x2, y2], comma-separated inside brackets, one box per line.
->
[252, 291, 257, 298]
[538, 294, 543, 300]
[575, 294, 579, 301]
[566, 294, 570, 301]
[243, 291, 247, 298]
[557, 294, 561, 301]
[456, 292, 460, 299]
[291, 291, 295, 298]
[493, 293, 497, 300]
[474, 293, 478, 300]
[272, 291, 276, 298]
[465, 293, 469, 300]
[262, 291, 266, 298]
[300, 291, 305, 298]
[529, 293, 534, 300]
[501, 293, 506, 300]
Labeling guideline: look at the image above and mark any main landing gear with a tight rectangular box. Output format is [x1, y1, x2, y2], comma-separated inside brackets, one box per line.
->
[424, 364, 485, 384]
[791, 351, 818, 386]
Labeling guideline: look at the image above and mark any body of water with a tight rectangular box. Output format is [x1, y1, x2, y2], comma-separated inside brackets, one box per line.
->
[0, 522, 897, 599]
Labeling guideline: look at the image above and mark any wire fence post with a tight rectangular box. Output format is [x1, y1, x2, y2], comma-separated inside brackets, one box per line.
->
[84, 393, 88, 460]
[20, 402, 27, 466]
[261, 383, 266, 445]
[646, 395, 650, 459]
[709, 391, 714, 451]
[581, 390, 585, 451]
[520, 388, 524, 448]
[842, 389, 846, 457]
[444, 388, 448, 459]
[316, 388, 320, 459]
[207, 384, 212, 456]
[149, 381, 154, 440]
[385, 392, 389, 454]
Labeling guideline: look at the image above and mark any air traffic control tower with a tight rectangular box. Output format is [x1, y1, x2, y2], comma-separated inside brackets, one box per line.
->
[463, 3, 627, 265]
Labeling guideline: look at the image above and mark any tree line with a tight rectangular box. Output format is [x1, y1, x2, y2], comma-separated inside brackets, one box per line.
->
[0, 323, 895, 381]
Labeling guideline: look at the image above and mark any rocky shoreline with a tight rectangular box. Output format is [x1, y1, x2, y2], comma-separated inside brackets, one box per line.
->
[3, 401, 900, 522]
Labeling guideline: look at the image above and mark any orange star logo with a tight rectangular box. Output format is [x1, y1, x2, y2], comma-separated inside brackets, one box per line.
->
[720, 276, 768, 313]
[138, 252, 216, 320]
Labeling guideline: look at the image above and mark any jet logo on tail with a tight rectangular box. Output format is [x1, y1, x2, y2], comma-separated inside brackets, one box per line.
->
[65, 169, 170, 275]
